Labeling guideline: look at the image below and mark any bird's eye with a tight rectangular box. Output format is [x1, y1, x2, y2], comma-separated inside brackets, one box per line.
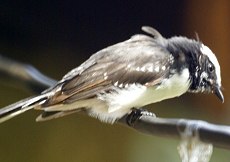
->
[208, 63, 214, 73]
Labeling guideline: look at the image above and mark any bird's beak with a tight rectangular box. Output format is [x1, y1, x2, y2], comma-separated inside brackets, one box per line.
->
[214, 86, 224, 103]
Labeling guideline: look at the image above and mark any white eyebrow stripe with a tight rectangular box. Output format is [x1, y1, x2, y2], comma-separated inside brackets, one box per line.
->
[201, 44, 221, 86]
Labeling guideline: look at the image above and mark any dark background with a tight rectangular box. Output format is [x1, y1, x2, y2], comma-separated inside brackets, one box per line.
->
[0, 1, 229, 161]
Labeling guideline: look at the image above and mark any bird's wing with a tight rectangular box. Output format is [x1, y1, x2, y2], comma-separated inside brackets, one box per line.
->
[43, 35, 172, 107]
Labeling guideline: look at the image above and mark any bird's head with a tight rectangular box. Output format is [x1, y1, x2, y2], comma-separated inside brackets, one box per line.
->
[192, 44, 224, 102]
[166, 36, 223, 102]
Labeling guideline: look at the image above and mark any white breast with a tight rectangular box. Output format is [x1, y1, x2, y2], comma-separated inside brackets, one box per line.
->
[139, 68, 190, 105]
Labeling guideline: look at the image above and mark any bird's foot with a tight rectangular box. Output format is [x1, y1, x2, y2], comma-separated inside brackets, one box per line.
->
[126, 108, 156, 126]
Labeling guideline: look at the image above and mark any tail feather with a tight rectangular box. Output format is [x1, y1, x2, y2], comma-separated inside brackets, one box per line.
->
[0, 94, 48, 123]
[36, 109, 80, 122]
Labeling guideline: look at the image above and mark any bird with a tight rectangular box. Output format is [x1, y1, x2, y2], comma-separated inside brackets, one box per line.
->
[0, 26, 224, 124]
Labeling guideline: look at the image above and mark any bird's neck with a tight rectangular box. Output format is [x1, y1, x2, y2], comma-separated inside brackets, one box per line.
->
[166, 37, 201, 92]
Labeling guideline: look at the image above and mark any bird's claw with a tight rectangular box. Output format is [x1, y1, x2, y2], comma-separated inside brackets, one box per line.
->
[126, 108, 156, 126]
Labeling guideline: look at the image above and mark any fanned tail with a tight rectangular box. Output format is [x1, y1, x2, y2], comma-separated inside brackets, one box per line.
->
[0, 94, 48, 123]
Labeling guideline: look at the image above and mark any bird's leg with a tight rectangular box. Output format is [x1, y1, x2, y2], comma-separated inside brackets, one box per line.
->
[126, 108, 156, 126]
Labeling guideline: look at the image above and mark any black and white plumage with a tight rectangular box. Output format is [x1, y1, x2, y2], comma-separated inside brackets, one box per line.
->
[0, 26, 224, 123]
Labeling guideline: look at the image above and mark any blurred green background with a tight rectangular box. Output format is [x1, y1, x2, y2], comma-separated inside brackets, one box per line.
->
[0, 0, 230, 161]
